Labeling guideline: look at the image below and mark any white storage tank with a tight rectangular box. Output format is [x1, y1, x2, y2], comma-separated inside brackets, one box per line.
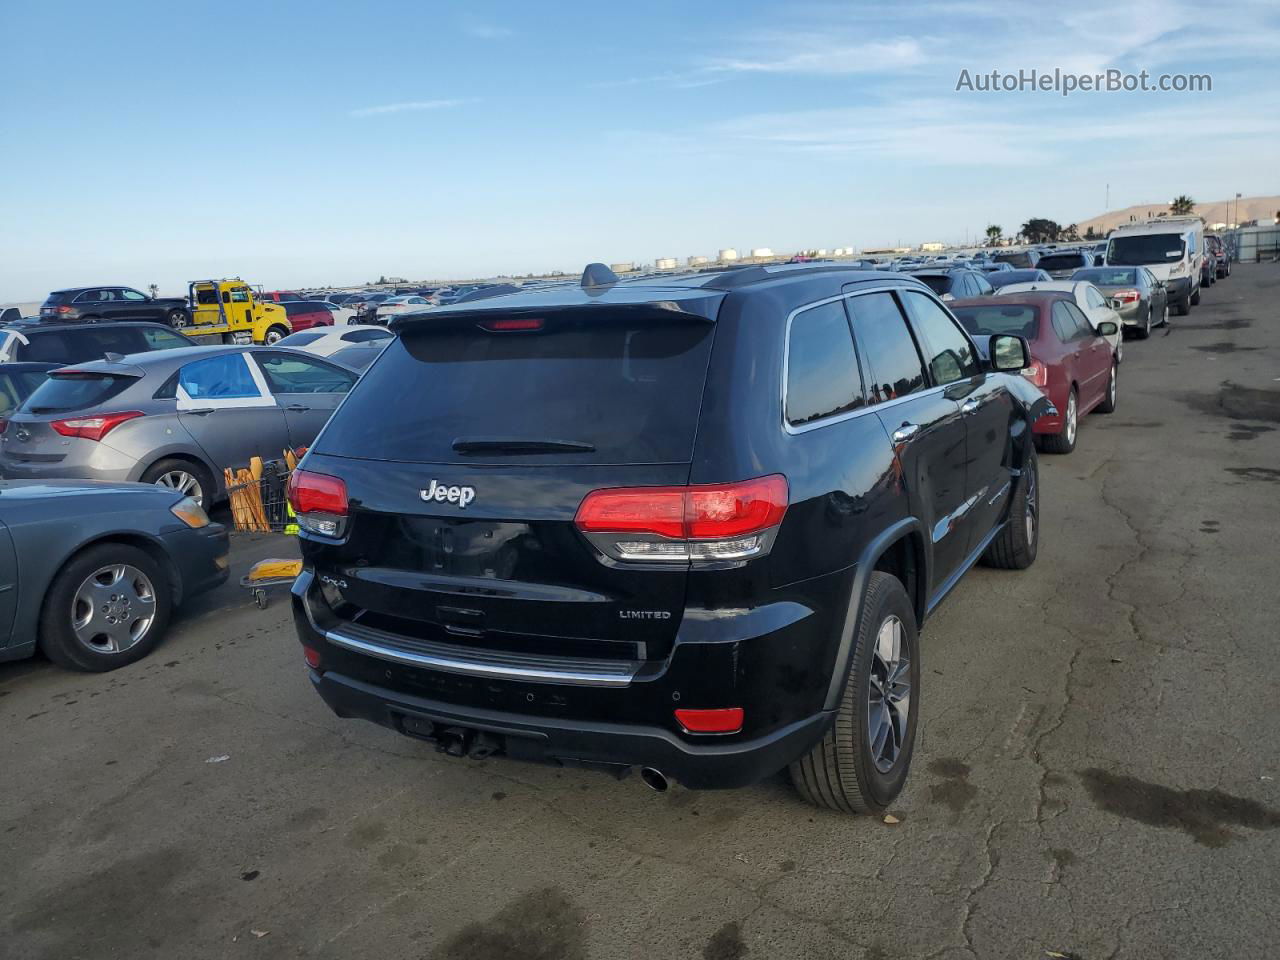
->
[750, 247, 774, 258]
[655, 257, 677, 270]
[687, 255, 710, 266]
[609, 262, 635, 273]
[718, 248, 739, 261]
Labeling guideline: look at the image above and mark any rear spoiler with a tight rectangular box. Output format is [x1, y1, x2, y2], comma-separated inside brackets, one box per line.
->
[390, 301, 717, 334]
[50, 360, 147, 378]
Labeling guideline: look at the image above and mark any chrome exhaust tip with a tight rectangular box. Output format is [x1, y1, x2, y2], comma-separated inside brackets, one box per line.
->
[639, 767, 669, 792]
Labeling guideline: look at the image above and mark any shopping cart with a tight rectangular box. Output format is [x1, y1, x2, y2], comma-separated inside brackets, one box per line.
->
[240, 559, 303, 609]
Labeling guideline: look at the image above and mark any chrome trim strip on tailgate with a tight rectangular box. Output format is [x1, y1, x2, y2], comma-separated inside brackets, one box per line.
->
[324, 621, 639, 688]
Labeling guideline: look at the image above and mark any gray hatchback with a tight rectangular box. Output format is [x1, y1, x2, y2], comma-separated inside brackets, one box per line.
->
[0, 345, 357, 506]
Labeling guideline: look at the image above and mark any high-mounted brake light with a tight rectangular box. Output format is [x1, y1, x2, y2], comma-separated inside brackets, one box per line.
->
[51, 411, 144, 442]
[478, 318, 544, 332]
[287, 469, 348, 537]
[575, 475, 788, 563]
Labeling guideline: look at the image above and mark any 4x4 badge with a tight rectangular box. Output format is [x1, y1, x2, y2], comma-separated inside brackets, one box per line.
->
[421, 479, 476, 509]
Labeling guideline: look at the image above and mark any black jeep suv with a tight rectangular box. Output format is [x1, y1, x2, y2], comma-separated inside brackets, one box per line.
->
[289, 263, 1049, 812]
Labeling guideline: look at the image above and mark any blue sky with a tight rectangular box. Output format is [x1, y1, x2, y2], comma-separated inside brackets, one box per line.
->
[1, 0, 1277, 299]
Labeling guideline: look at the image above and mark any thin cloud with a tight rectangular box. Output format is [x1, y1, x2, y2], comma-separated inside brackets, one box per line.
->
[349, 99, 467, 118]
[463, 22, 512, 39]
[706, 36, 925, 75]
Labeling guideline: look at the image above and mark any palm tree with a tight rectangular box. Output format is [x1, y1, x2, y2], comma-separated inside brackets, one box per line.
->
[1170, 195, 1195, 216]
[984, 224, 1002, 246]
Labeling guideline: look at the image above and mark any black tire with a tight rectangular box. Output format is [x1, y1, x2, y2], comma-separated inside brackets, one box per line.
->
[1176, 294, 1191, 316]
[263, 324, 289, 345]
[80, 314, 101, 323]
[1136, 307, 1152, 339]
[39, 543, 172, 672]
[1096, 362, 1118, 414]
[790, 572, 919, 814]
[1039, 387, 1077, 455]
[167, 308, 190, 330]
[982, 446, 1040, 570]
[141, 457, 215, 508]
[1190, 285, 1201, 306]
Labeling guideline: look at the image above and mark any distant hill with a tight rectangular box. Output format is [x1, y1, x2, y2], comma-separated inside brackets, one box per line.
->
[1076, 195, 1280, 236]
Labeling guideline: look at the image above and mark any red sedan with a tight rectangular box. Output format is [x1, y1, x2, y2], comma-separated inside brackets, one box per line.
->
[949, 292, 1119, 454]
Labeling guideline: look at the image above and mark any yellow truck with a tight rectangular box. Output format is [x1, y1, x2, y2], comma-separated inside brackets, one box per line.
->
[181, 279, 292, 345]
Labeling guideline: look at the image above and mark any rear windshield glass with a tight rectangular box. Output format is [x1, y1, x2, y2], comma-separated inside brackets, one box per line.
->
[318, 314, 715, 464]
[951, 305, 1039, 339]
[20, 328, 146, 364]
[994, 252, 1034, 268]
[43, 292, 69, 305]
[1108, 235, 1184, 265]
[276, 331, 326, 347]
[911, 275, 949, 295]
[282, 301, 328, 315]
[1037, 254, 1087, 270]
[1074, 268, 1136, 285]
[23, 373, 134, 413]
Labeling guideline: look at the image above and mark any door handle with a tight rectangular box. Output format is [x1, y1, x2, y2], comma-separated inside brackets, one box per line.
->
[285, 404, 311, 413]
[961, 397, 982, 414]
[891, 423, 920, 444]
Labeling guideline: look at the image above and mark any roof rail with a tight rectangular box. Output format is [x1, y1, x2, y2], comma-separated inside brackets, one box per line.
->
[699, 261, 877, 290]
[580, 263, 620, 289]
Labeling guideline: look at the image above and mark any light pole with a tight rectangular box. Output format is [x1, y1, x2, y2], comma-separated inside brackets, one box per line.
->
[1234, 192, 1241, 228]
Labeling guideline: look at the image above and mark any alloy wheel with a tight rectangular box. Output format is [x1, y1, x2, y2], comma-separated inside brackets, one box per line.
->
[867, 615, 912, 773]
[1065, 392, 1077, 446]
[1024, 459, 1039, 544]
[154, 469, 204, 506]
[1108, 365, 1117, 408]
[72, 564, 157, 654]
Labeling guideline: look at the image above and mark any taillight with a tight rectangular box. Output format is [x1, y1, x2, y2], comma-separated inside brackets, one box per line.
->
[1020, 360, 1049, 388]
[575, 475, 788, 563]
[56, 305, 73, 314]
[50, 410, 144, 441]
[287, 468, 348, 537]
[1113, 289, 1140, 304]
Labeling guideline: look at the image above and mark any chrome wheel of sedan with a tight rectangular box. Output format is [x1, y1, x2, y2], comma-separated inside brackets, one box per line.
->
[1065, 391, 1078, 446]
[154, 469, 204, 504]
[72, 565, 158, 654]
[868, 615, 912, 773]
[1024, 459, 1039, 545]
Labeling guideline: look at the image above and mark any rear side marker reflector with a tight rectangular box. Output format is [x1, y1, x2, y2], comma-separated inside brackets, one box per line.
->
[675, 707, 744, 734]
[303, 646, 322, 669]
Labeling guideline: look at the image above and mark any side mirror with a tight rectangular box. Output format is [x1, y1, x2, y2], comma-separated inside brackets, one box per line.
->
[941, 292, 955, 302]
[989, 334, 1030, 372]
[1096, 321, 1118, 337]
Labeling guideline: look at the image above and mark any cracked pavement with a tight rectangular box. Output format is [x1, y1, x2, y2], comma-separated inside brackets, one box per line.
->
[3, 265, 1279, 959]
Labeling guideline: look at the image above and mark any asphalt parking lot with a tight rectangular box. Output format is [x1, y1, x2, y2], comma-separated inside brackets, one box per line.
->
[3, 265, 1279, 960]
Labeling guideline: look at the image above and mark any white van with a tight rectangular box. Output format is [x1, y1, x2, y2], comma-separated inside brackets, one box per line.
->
[1105, 217, 1204, 316]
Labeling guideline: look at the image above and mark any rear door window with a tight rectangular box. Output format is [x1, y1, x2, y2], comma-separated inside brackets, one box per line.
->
[785, 301, 863, 426]
[846, 292, 927, 404]
[254, 353, 355, 394]
[316, 313, 715, 464]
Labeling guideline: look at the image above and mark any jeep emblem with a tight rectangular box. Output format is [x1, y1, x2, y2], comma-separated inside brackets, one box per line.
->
[421, 479, 476, 509]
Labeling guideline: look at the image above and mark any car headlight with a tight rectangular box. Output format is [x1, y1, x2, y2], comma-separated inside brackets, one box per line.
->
[171, 496, 211, 529]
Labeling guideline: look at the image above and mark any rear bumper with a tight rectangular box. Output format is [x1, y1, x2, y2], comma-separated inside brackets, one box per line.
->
[292, 567, 846, 789]
[308, 667, 832, 789]
[0, 444, 138, 483]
